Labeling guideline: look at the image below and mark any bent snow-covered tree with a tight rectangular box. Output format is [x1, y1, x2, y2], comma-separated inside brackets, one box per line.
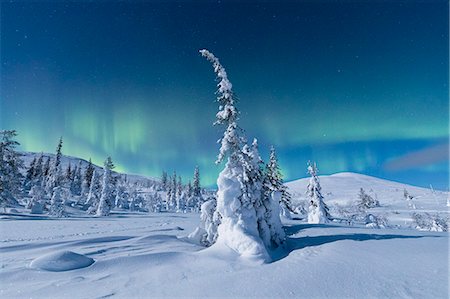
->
[306, 162, 331, 224]
[197, 49, 284, 261]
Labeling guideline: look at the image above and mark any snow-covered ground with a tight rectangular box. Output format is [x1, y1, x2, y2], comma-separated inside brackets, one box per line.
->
[1, 171, 448, 298]
[0, 211, 448, 298]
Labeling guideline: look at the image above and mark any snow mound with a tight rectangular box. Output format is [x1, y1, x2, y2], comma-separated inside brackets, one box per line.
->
[30, 251, 94, 272]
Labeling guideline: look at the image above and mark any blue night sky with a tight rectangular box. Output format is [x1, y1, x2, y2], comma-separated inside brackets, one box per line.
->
[1, 1, 448, 189]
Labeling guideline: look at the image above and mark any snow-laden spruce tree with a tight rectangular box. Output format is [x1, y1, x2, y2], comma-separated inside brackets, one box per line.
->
[265, 146, 293, 218]
[176, 176, 186, 212]
[24, 157, 37, 191]
[0, 130, 24, 209]
[34, 153, 44, 182]
[49, 186, 65, 217]
[82, 158, 95, 197]
[306, 162, 331, 224]
[42, 156, 51, 178]
[45, 137, 63, 194]
[27, 185, 45, 214]
[71, 161, 83, 196]
[197, 49, 283, 260]
[161, 171, 168, 191]
[115, 181, 130, 209]
[193, 166, 201, 197]
[96, 157, 115, 216]
[187, 166, 203, 211]
[86, 170, 101, 214]
[166, 171, 177, 211]
[244, 139, 285, 248]
[65, 162, 73, 183]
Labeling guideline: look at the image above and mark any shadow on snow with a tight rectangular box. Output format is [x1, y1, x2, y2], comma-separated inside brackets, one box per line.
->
[270, 224, 441, 262]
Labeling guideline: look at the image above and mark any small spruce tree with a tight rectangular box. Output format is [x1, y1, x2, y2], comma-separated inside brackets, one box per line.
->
[0, 130, 24, 209]
[306, 162, 331, 224]
[96, 157, 116, 216]
[264, 146, 293, 215]
[49, 186, 65, 217]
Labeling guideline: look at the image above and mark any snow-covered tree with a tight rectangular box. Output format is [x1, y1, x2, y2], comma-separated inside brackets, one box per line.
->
[193, 166, 201, 197]
[242, 139, 285, 248]
[43, 156, 51, 177]
[115, 182, 130, 209]
[49, 186, 65, 217]
[27, 185, 45, 214]
[0, 130, 24, 209]
[82, 158, 95, 196]
[306, 162, 331, 224]
[147, 191, 163, 212]
[356, 188, 380, 210]
[24, 157, 37, 189]
[65, 162, 73, 183]
[129, 187, 145, 212]
[176, 176, 186, 212]
[46, 137, 63, 193]
[167, 171, 177, 211]
[264, 146, 293, 216]
[187, 180, 193, 198]
[34, 153, 44, 182]
[161, 171, 168, 191]
[189, 197, 221, 246]
[187, 167, 203, 212]
[86, 170, 101, 214]
[71, 161, 83, 196]
[197, 49, 283, 260]
[96, 157, 115, 216]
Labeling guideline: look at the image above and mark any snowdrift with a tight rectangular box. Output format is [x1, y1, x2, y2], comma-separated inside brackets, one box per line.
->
[30, 250, 94, 271]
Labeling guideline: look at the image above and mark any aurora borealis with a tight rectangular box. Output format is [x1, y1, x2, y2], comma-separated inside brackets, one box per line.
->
[1, 1, 448, 189]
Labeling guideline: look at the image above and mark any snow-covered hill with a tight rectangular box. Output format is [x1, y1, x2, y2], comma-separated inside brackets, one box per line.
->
[286, 172, 449, 227]
[287, 172, 448, 207]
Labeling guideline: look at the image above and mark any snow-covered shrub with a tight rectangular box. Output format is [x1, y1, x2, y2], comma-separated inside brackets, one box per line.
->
[293, 201, 307, 216]
[412, 213, 448, 232]
[403, 189, 416, 209]
[356, 188, 380, 210]
[189, 198, 221, 246]
[364, 213, 388, 229]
